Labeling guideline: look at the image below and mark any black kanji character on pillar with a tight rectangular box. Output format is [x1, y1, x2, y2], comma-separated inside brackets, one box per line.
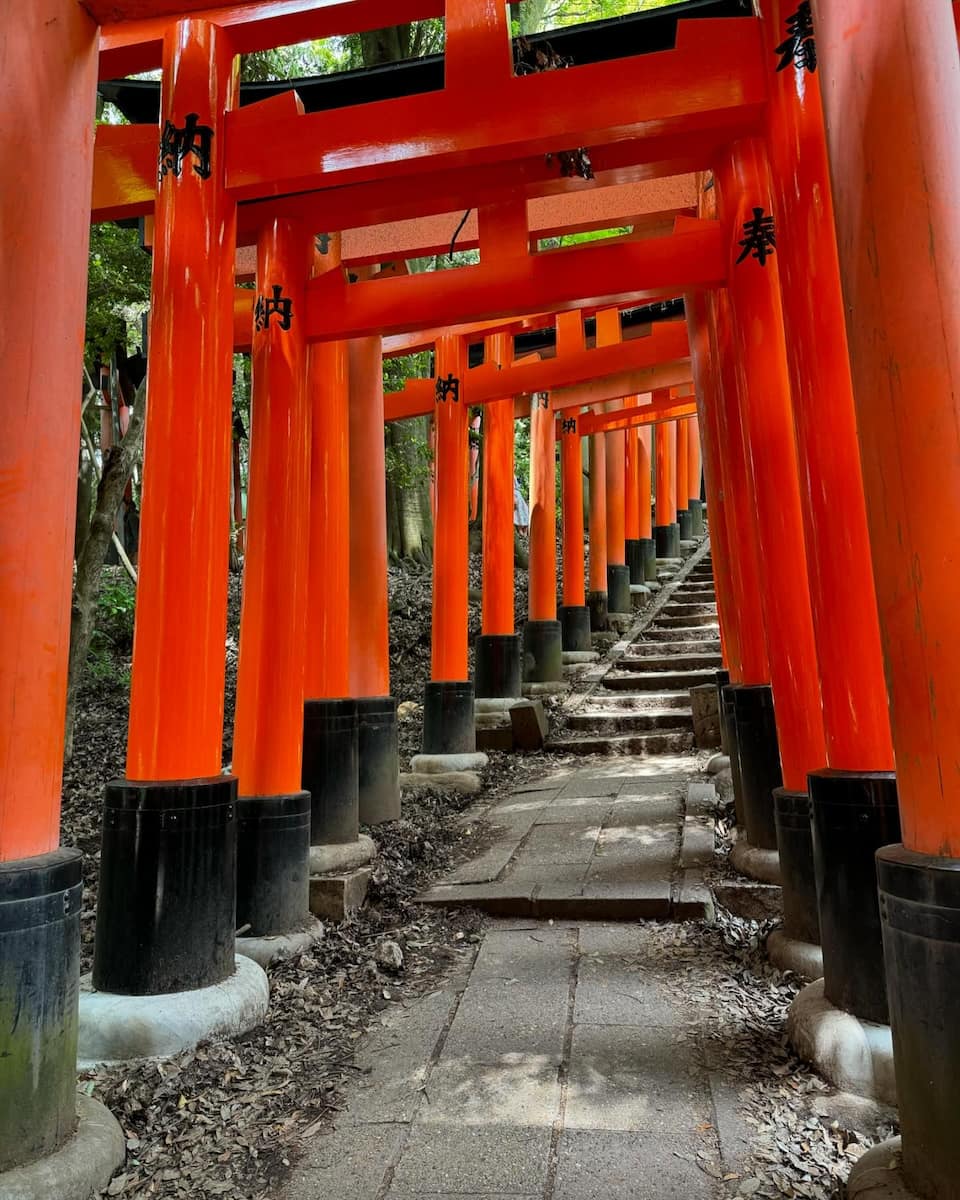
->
[775, 1, 817, 74]
[535, 392, 550, 410]
[436, 373, 460, 404]
[316, 233, 331, 255]
[158, 112, 214, 182]
[254, 284, 294, 332]
[735, 208, 777, 267]
[562, 417, 577, 434]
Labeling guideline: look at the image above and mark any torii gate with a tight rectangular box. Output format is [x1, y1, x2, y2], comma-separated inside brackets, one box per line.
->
[4, 2, 960, 1196]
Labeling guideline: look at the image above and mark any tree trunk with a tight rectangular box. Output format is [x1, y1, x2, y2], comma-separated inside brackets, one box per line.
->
[64, 381, 146, 762]
[386, 416, 433, 564]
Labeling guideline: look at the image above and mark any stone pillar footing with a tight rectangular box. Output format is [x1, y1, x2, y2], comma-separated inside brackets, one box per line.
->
[237, 915, 325, 969]
[606, 564, 631, 614]
[559, 605, 592, 651]
[767, 927, 823, 982]
[78, 956, 270, 1067]
[356, 696, 401, 824]
[787, 978, 895, 1105]
[521, 619, 563, 684]
[93, 776, 237, 996]
[846, 1139, 914, 1200]
[0, 1095, 125, 1200]
[730, 835, 782, 885]
[474, 633, 522, 699]
[422, 680, 476, 755]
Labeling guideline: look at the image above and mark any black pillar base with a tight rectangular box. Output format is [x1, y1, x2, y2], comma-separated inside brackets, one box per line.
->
[689, 498, 705, 536]
[522, 619, 563, 683]
[720, 683, 746, 827]
[356, 696, 401, 824]
[475, 633, 522, 698]
[236, 791, 310, 936]
[878, 845, 960, 1198]
[625, 539, 644, 585]
[654, 523, 680, 558]
[587, 590, 608, 632]
[640, 537, 657, 582]
[715, 669, 730, 756]
[303, 698, 359, 844]
[810, 769, 899, 1024]
[559, 605, 592, 651]
[677, 508, 692, 541]
[730, 685, 782, 850]
[0, 849, 81, 1173]
[93, 776, 237, 995]
[606, 564, 631, 614]
[773, 788, 820, 946]
[423, 681, 476, 754]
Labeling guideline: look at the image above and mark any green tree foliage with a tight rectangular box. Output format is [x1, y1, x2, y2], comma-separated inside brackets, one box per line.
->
[512, 0, 680, 35]
[85, 222, 151, 366]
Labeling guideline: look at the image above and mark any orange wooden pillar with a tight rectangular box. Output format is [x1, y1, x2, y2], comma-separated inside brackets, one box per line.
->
[675, 416, 691, 541]
[687, 416, 704, 535]
[232, 218, 313, 936]
[476, 333, 521, 698]
[685, 293, 743, 683]
[523, 392, 563, 682]
[0, 0, 102, 1176]
[93, 19, 242, 1005]
[587, 428, 608, 631]
[301, 234, 361, 852]
[559, 410, 591, 650]
[759, 0, 898, 1011]
[605, 409, 631, 614]
[348, 329, 400, 821]
[715, 138, 827, 864]
[420, 336, 477, 757]
[624, 412, 644, 585]
[815, 2, 960, 1188]
[654, 407, 679, 558]
[637, 422, 656, 582]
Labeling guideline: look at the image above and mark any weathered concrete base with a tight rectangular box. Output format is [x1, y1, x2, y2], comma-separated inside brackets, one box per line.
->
[629, 584, 651, 600]
[400, 770, 482, 793]
[474, 697, 523, 714]
[521, 681, 569, 697]
[509, 698, 548, 750]
[606, 613, 632, 634]
[237, 916, 325, 969]
[846, 1139, 914, 1200]
[410, 751, 489, 773]
[730, 835, 782, 884]
[707, 754, 731, 774]
[767, 926, 823, 981]
[476, 723, 514, 753]
[787, 978, 896, 1105]
[77, 956, 270, 1067]
[562, 650, 599, 665]
[309, 866, 373, 921]
[0, 1096, 125, 1200]
[690, 684, 721, 749]
[714, 880, 782, 922]
[309, 834, 376, 876]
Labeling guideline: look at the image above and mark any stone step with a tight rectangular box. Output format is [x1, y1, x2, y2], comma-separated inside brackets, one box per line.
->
[544, 729, 695, 756]
[670, 588, 717, 601]
[662, 599, 717, 612]
[618, 652, 723, 673]
[654, 613, 720, 629]
[644, 625, 720, 643]
[602, 669, 719, 691]
[576, 691, 692, 710]
[629, 639, 721, 657]
[566, 709, 694, 733]
[416, 880, 707, 921]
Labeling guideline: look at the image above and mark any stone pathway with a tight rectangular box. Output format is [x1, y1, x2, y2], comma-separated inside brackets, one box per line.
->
[283, 919, 754, 1200]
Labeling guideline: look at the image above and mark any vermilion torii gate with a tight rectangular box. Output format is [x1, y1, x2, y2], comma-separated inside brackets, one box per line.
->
[4, 0, 960, 1195]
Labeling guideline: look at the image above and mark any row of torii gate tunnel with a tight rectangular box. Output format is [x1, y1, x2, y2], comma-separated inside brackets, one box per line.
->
[3, 0, 960, 1195]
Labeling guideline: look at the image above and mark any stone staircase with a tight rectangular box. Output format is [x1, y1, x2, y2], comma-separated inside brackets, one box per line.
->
[547, 552, 720, 757]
